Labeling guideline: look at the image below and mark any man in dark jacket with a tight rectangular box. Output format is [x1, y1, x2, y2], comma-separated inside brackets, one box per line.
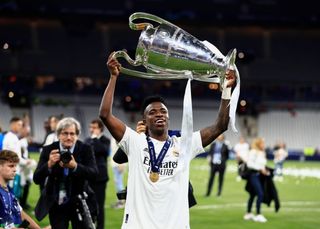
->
[33, 117, 98, 229]
[85, 119, 110, 229]
[206, 134, 230, 197]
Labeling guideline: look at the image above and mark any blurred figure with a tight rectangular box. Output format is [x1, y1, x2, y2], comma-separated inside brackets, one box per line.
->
[110, 139, 126, 209]
[84, 119, 110, 229]
[19, 122, 37, 209]
[0, 125, 5, 150]
[244, 137, 269, 223]
[43, 115, 60, 146]
[205, 134, 230, 197]
[273, 141, 288, 182]
[234, 136, 250, 181]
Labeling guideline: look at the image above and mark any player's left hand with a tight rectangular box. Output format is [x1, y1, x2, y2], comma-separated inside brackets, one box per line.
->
[225, 69, 236, 88]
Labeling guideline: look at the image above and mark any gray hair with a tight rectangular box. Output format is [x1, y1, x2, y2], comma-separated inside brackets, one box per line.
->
[56, 117, 81, 136]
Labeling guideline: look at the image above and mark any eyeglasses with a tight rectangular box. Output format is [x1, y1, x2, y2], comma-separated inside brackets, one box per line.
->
[60, 132, 77, 137]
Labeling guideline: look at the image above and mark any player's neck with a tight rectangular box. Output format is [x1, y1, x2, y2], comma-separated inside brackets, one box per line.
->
[149, 132, 168, 141]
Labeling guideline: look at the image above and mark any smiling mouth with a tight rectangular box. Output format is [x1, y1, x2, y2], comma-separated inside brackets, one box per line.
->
[155, 119, 165, 125]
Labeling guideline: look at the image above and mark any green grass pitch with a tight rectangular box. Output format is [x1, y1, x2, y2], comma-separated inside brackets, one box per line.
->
[27, 154, 320, 228]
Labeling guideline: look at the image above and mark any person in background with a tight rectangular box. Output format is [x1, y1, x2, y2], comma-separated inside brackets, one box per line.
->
[19, 122, 37, 209]
[43, 115, 60, 147]
[84, 119, 110, 229]
[33, 117, 98, 228]
[110, 138, 126, 209]
[205, 134, 230, 197]
[273, 141, 288, 182]
[0, 149, 41, 229]
[234, 135, 250, 181]
[244, 137, 269, 223]
[0, 125, 5, 150]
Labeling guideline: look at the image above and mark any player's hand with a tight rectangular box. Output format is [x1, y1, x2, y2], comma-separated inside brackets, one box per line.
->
[107, 52, 121, 77]
[136, 120, 147, 134]
[225, 69, 236, 88]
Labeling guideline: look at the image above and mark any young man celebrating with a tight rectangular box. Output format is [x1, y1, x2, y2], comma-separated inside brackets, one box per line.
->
[0, 149, 40, 229]
[99, 53, 236, 229]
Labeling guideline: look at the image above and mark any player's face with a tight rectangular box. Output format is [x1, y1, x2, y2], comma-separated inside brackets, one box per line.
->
[0, 162, 17, 182]
[58, 124, 78, 149]
[144, 102, 169, 135]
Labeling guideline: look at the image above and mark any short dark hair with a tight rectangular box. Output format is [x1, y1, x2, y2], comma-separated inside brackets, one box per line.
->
[0, 150, 19, 164]
[141, 95, 167, 115]
[10, 117, 22, 123]
[91, 119, 104, 131]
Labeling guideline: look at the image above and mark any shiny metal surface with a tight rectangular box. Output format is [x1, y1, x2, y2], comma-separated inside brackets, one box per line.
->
[112, 12, 237, 84]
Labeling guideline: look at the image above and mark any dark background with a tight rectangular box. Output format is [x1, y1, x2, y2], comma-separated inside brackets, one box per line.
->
[1, 0, 320, 111]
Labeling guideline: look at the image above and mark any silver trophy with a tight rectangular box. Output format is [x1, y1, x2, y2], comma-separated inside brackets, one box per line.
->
[112, 12, 237, 85]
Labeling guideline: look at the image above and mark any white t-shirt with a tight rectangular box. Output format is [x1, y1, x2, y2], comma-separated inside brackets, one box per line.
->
[2, 131, 24, 174]
[118, 126, 204, 229]
[234, 142, 250, 162]
[43, 132, 58, 146]
[247, 149, 267, 171]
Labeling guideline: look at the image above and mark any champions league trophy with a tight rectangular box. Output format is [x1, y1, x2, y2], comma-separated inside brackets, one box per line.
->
[113, 12, 240, 132]
[112, 12, 237, 87]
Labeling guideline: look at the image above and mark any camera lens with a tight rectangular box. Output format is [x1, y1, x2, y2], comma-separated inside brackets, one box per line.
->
[60, 150, 72, 164]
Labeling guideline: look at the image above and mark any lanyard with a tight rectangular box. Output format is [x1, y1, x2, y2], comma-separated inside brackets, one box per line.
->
[146, 136, 171, 173]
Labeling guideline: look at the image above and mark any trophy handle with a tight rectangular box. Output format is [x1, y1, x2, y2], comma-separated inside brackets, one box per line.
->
[129, 12, 175, 31]
[226, 49, 237, 70]
[112, 50, 195, 80]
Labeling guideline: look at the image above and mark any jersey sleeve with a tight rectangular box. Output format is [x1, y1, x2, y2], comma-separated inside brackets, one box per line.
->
[118, 126, 143, 157]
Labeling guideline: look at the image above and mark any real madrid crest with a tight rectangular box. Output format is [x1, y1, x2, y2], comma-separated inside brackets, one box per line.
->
[172, 148, 179, 157]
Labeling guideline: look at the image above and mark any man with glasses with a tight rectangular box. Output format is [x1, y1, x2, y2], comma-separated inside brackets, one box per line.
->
[33, 117, 98, 228]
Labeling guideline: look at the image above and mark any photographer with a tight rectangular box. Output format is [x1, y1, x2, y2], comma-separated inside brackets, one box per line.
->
[33, 117, 98, 229]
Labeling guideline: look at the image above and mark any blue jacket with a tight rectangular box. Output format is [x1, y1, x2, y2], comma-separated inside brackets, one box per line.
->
[0, 186, 22, 227]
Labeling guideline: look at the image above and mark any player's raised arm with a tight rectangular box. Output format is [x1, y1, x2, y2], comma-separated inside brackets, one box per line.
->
[200, 69, 236, 147]
[99, 52, 126, 142]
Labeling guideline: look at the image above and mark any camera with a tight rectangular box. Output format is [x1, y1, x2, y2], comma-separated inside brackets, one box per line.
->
[116, 188, 127, 200]
[60, 149, 72, 164]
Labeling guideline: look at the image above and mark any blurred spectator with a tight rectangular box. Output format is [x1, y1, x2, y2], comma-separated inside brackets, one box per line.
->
[273, 141, 288, 182]
[43, 115, 60, 146]
[244, 137, 269, 223]
[110, 139, 126, 209]
[84, 119, 110, 229]
[19, 122, 37, 209]
[205, 134, 230, 197]
[234, 136, 250, 181]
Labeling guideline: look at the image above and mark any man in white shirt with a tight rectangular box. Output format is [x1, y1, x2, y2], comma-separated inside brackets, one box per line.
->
[234, 136, 250, 181]
[2, 117, 23, 158]
[2, 117, 31, 197]
[99, 53, 236, 229]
